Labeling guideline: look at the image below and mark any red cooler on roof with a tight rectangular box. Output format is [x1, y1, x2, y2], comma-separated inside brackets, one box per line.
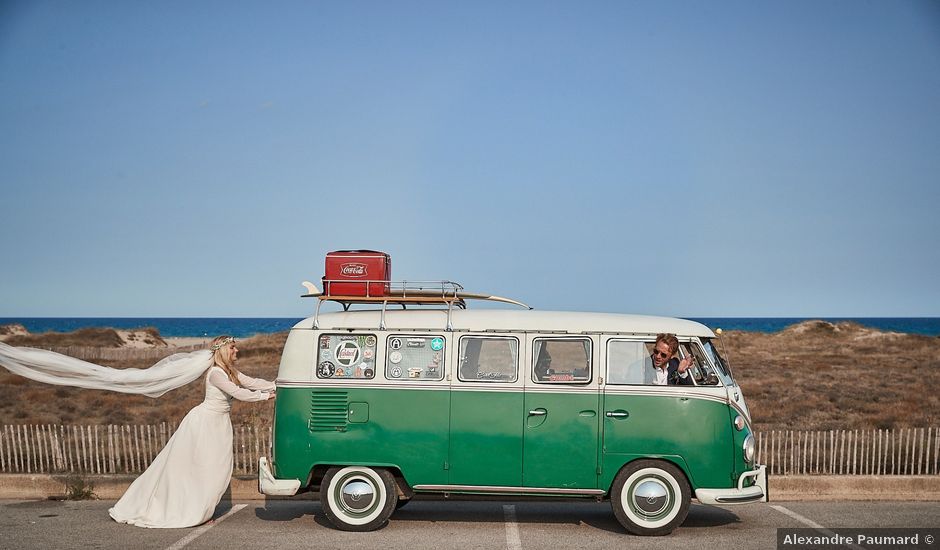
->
[323, 250, 391, 297]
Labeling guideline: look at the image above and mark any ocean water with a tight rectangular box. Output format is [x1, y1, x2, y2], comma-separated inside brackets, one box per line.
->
[0, 317, 302, 338]
[2, 317, 939, 338]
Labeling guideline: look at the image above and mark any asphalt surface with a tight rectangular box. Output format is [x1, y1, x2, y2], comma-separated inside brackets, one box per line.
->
[1, 498, 938, 550]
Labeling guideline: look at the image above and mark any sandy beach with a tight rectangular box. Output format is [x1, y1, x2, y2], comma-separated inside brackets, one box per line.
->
[164, 336, 212, 348]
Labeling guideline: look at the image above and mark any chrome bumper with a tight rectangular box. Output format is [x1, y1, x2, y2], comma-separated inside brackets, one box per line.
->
[695, 465, 767, 505]
[258, 456, 301, 496]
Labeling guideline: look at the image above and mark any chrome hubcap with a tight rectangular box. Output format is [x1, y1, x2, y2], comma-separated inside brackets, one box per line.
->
[633, 479, 669, 516]
[341, 480, 375, 512]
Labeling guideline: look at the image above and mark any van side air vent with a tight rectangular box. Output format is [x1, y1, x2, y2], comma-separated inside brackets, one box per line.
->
[309, 390, 349, 432]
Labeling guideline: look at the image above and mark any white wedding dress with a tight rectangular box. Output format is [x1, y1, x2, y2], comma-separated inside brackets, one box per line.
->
[108, 367, 274, 528]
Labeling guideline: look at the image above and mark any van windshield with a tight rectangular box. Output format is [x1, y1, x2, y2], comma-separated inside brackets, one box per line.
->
[700, 338, 734, 386]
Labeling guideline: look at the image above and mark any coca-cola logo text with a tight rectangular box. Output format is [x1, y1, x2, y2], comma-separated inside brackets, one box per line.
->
[340, 263, 368, 277]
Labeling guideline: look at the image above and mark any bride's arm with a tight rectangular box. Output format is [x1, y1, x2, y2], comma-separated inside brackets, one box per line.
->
[208, 369, 270, 401]
[236, 371, 276, 392]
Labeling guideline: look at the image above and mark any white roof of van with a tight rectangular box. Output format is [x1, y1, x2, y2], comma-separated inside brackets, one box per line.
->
[293, 309, 715, 337]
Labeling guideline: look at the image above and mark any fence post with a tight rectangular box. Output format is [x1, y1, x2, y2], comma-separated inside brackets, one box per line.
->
[862, 430, 868, 475]
[811, 431, 817, 474]
[92, 426, 99, 474]
[770, 431, 775, 475]
[134, 425, 142, 473]
[145, 425, 152, 467]
[36, 425, 44, 473]
[254, 424, 260, 474]
[24, 425, 33, 474]
[904, 428, 915, 475]
[79, 425, 88, 473]
[930, 427, 936, 475]
[0, 426, 6, 472]
[239, 425, 246, 475]
[107, 425, 114, 474]
[918, 427, 925, 476]
[14, 425, 23, 473]
[48, 426, 58, 471]
[756, 432, 763, 467]
[891, 428, 896, 475]
[121, 425, 129, 473]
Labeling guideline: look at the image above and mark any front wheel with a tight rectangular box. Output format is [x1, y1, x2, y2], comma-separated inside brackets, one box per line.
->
[610, 460, 690, 536]
[320, 466, 398, 531]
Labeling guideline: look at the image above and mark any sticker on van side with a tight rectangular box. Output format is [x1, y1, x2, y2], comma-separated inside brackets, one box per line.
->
[317, 334, 377, 379]
[386, 335, 445, 380]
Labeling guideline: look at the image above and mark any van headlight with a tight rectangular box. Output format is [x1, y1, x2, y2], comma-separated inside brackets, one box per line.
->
[743, 434, 756, 463]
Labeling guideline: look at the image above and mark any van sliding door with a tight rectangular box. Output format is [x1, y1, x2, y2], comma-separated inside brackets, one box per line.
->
[523, 335, 601, 489]
[447, 334, 525, 487]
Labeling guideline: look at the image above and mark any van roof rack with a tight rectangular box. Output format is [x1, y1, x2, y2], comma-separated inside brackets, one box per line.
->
[300, 280, 531, 330]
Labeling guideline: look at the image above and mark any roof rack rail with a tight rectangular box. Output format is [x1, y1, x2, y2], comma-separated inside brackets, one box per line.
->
[300, 280, 530, 330]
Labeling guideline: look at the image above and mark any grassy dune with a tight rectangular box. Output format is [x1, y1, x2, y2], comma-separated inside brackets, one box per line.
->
[1, 322, 938, 431]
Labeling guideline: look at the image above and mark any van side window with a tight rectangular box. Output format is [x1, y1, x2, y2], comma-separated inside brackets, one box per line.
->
[678, 342, 719, 385]
[532, 338, 592, 383]
[385, 335, 445, 381]
[458, 336, 518, 382]
[316, 333, 377, 379]
[606, 340, 654, 385]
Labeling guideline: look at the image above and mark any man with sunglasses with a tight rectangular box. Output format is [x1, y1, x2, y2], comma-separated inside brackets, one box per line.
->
[650, 333, 694, 386]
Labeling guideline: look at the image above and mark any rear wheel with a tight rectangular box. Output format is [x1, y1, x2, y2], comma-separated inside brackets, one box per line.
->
[610, 460, 690, 536]
[320, 466, 398, 531]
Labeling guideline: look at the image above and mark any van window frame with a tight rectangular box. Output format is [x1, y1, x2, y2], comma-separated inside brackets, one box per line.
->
[315, 332, 378, 380]
[605, 336, 723, 387]
[457, 334, 520, 383]
[385, 334, 446, 381]
[530, 336, 593, 385]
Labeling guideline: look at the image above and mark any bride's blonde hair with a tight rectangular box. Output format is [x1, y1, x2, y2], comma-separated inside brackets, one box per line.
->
[210, 335, 241, 386]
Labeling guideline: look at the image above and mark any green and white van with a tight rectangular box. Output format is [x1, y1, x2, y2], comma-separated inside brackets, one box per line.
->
[259, 304, 767, 536]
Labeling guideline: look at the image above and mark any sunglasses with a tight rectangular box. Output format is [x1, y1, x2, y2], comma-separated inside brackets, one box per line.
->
[652, 350, 671, 359]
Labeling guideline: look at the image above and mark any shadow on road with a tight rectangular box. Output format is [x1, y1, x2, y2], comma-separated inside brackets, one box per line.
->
[244, 495, 741, 535]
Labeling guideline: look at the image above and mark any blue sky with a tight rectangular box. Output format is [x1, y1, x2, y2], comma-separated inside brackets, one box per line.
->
[1, 1, 938, 318]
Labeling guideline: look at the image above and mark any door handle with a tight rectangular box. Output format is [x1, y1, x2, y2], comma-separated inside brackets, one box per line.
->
[605, 411, 629, 418]
[528, 409, 547, 416]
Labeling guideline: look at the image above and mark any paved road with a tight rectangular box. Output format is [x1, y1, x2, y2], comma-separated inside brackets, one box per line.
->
[1, 498, 938, 550]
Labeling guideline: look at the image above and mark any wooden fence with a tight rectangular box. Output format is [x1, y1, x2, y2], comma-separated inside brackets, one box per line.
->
[0, 424, 270, 476]
[1, 425, 938, 477]
[758, 428, 939, 475]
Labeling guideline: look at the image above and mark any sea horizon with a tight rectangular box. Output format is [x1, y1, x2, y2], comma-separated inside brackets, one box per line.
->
[2, 316, 939, 338]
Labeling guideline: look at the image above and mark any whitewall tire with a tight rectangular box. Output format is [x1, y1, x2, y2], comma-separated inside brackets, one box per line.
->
[320, 466, 398, 532]
[611, 460, 690, 536]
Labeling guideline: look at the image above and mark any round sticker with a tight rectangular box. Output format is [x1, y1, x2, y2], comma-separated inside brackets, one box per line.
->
[363, 348, 374, 360]
[317, 361, 335, 378]
[390, 338, 402, 350]
[391, 366, 402, 378]
[334, 340, 361, 367]
[389, 351, 403, 364]
[430, 337, 444, 351]
[365, 335, 376, 347]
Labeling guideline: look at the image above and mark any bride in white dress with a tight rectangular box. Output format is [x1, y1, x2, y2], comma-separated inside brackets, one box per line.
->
[108, 336, 274, 528]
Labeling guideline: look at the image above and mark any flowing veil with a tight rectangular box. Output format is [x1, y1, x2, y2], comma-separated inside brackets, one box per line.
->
[0, 342, 213, 398]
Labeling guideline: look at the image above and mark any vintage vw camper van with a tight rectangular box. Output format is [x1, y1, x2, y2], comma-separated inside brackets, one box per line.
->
[259, 286, 766, 536]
